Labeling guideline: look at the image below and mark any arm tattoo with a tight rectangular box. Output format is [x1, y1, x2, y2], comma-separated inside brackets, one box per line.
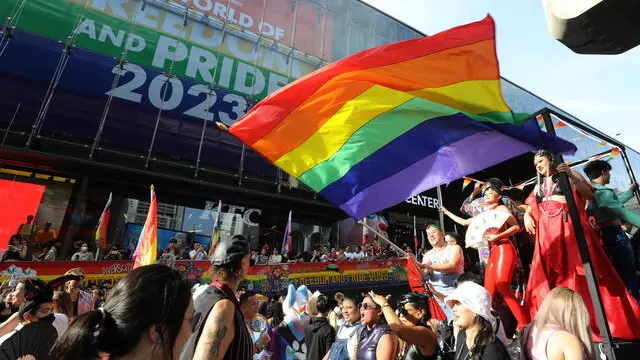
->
[205, 314, 228, 360]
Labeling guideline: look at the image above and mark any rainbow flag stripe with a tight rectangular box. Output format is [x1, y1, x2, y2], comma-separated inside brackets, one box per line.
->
[229, 16, 575, 219]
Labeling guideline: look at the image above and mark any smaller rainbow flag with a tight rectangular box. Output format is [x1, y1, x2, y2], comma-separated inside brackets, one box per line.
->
[462, 177, 474, 191]
[133, 186, 158, 269]
[208, 200, 222, 256]
[281, 211, 292, 255]
[610, 147, 621, 159]
[554, 121, 567, 129]
[94, 192, 112, 260]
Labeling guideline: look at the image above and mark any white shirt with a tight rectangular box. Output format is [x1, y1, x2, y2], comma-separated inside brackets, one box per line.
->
[0, 314, 69, 347]
[0, 322, 21, 346]
[71, 251, 94, 261]
[189, 249, 207, 260]
[351, 251, 365, 260]
[53, 313, 69, 336]
[268, 254, 282, 264]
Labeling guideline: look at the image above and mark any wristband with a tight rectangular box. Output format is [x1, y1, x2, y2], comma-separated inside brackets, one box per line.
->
[381, 303, 390, 308]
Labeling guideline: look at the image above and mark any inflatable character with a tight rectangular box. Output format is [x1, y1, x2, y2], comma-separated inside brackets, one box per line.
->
[269, 284, 311, 360]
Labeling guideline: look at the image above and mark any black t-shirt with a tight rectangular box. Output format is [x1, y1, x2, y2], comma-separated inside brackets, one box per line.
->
[454, 330, 509, 360]
[0, 302, 16, 323]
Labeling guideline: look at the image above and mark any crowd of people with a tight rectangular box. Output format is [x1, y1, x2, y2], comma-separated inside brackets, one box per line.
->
[0, 151, 639, 359]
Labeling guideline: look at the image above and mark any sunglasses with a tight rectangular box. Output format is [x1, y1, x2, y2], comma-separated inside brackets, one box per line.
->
[358, 302, 378, 310]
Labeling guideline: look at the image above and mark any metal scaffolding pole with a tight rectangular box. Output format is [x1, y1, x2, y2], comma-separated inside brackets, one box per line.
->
[540, 109, 616, 360]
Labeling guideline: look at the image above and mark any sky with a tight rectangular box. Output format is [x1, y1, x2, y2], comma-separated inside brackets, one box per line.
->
[362, 0, 640, 151]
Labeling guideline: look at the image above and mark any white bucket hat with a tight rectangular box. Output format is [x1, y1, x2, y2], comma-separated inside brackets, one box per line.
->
[444, 282, 496, 328]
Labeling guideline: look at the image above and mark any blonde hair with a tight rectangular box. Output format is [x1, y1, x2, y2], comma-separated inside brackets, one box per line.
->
[534, 287, 595, 360]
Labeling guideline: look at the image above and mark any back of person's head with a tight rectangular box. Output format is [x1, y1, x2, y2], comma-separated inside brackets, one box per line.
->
[239, 290, 257, 305]
[210, 235, 250, 282]
[398, 292, 431, 326]
[53, 290, 73, 318]
[445, 232, 462, 246]
[455, 272, 484, 288]
[267, 298, 284, 326]
[52, 264, 191, 360]
[583, 160, 612, 180]
[19, 278, 53, 322]
[506, 188, 525, 202]
[315, 294, 331, 315]
[534, 287, 594, 360]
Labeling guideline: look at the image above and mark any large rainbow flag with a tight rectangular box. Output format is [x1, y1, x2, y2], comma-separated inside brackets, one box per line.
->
[229, 16, 576, 219]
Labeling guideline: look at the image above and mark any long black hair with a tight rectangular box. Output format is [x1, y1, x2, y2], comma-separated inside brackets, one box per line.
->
[266, 297, 284, 326]
[52, 264, 191, 360]
[470, 316, 497, 360]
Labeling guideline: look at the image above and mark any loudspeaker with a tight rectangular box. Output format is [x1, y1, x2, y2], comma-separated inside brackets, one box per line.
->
[542, 0, 640, 54]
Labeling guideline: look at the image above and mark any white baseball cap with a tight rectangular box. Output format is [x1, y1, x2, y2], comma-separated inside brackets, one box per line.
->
[444, 281, 496, 327]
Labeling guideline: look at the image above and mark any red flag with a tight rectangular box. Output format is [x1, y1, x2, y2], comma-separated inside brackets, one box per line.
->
[406, 254, 447, 321]
[133, 186, 158, 269]
[95, 192, 112, 252]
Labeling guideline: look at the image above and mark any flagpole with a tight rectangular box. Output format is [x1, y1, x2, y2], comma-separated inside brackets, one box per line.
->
[540, 110, 615, 360]
[413, 215, 418, 253]
[360, 220, 406, 257]
[436, 186, 445, 232]
[360, 220, 426, 272]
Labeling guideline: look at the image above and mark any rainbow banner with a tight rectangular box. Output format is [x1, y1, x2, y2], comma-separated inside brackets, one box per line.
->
[0, 259, 408, 295]
[229, 16, 576, 219]
[133, 186, 158, 268]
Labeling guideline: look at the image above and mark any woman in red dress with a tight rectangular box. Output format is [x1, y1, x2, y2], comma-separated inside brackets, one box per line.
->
[523, 150, 640, 340]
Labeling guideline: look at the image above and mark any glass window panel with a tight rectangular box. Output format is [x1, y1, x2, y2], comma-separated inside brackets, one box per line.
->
[328, 11, 348, 61]
[395, 23, 422, 41]
[549, 113, 615, 163]
[348, 0, 374, 55]
[295, 0, 325, 60]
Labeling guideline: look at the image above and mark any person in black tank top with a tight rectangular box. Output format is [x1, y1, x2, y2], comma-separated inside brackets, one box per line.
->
[191, 235, 253, 360]
[369, 291, 438, 360]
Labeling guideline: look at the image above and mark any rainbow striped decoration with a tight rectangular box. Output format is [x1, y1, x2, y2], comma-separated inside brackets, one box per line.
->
[281, 211, 292, 256]
[133, 185, 158, 269]
[229, 16, 576, 219]
[462, 177, 474, 191]
[94, 192, 112, 260]
[610, 147, 620, 158]
[208, 200, 222, 257]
